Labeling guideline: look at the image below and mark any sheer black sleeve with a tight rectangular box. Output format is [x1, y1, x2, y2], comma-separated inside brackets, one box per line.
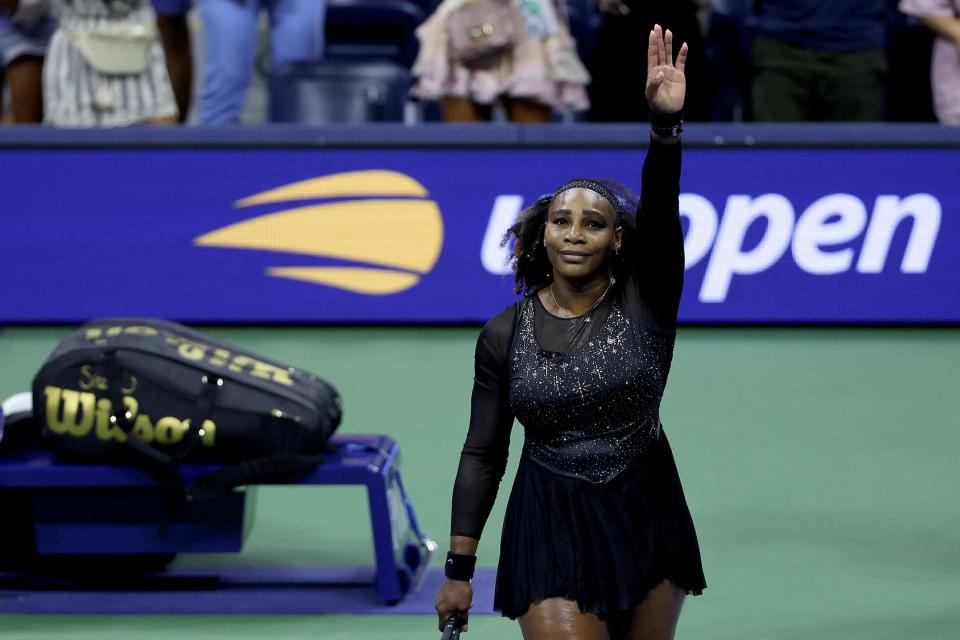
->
[450, 306, 516, 539]
[625, 138, 685, 332]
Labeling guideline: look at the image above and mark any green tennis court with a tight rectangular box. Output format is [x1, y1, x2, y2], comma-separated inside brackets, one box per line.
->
[1, 326, 958, 639]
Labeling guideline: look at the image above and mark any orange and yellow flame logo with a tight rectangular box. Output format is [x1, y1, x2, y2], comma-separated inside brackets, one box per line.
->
[193, 170, 443, 295]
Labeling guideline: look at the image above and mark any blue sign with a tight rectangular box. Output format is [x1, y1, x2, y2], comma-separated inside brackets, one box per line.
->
[0, 145, 957, 323]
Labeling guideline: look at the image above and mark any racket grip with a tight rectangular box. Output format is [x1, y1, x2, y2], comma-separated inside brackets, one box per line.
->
[441, 613, 464, 640]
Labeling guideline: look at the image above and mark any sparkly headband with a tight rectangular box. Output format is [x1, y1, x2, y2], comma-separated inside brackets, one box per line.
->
[553, 178, 626, 221]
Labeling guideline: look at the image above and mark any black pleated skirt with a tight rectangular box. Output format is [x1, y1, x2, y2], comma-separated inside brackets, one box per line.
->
[493, 429, 706, 620]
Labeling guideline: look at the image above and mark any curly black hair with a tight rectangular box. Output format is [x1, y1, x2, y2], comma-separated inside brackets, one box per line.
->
[501, 179, 640, 295]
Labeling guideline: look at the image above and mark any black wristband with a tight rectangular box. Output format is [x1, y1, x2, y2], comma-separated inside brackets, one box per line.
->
[650, 109, 684, 137]
[445, 552, 477, 581]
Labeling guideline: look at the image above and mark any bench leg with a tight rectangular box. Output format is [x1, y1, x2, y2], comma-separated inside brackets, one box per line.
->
[366, 471, 407, 604]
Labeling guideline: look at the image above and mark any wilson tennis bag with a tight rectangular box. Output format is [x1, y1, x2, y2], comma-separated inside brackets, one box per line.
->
[32, 318, 342, 481]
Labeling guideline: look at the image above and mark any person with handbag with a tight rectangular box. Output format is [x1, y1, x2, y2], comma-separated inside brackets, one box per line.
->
[2, 0, 178, 126]
[435, 25, 705, 640]
[411, 0, 590, 122]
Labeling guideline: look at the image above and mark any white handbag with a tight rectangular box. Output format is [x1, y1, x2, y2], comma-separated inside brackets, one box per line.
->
[63, 21, 155, 76]
[62, 20, 157, 111]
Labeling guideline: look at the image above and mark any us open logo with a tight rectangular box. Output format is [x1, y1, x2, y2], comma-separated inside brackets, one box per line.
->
[194, 170, 444, 295]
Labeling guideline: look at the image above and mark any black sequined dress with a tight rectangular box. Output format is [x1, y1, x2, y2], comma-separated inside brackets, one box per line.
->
[452, 140, 706, 620]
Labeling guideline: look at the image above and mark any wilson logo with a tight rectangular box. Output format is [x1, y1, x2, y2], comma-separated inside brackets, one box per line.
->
[194, 170, 444, 295]
[44, 386, 217, 447]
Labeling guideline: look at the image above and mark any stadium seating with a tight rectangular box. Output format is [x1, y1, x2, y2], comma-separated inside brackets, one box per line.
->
[269, 60, 413, 124]
[324, 0, 429, 68]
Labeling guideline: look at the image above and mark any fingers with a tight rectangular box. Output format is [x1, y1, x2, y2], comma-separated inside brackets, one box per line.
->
[649, 25, 688, 72]
[656, 24, 666, 68]
[664, 28, 674, 67]
[647, 27, 658, 76]
[437, 610, 458, 632]
[436, 610, 470, 632]
[676, 42, 689, 73]
[435, 580, 473, 632]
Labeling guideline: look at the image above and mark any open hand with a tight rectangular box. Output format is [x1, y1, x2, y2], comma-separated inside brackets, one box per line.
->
[646, 24, 687, 115]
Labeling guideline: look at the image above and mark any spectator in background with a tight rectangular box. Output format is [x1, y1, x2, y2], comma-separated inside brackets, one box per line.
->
[0, 3, 53, 122]
[196, 0, 325, 126]
[588, 0, 710, 122]
[3, 0, 176, 126]
[885, 0, 937, 122]
[0, 18, 6, 121]
[752, 0, 888, 121]
[152, 0, 191, 122]
[704, 0, 750, 121]
[899, 0, 960, 124]
[411, 0, 590, 123]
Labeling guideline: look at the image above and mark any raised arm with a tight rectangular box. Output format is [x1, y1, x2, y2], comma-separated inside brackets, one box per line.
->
[629, 26, 687, 331]
[436, 312, 515, 630]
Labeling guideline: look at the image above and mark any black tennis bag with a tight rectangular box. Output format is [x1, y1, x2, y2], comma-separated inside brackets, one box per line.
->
[32, 318, 342, 477]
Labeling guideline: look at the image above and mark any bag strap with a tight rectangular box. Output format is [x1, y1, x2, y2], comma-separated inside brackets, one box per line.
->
[187, 409, 326, 499]
[187, 452, 326, 501]
[173, 374, 222, 461]
[103, 351, 222, 466]
[101, 351, 185, 533]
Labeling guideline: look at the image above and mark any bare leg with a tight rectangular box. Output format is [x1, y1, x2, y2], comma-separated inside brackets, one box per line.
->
[6, 56, 44, 123]
[148, 115, 178, 126]
[504, 97, 552, 123]
[440, 96, 492, 122]
[0, 66, 6, 123]
[519, 597, 610, 640]
[156, 13, 193, 122]
[624, 580, 686, 640]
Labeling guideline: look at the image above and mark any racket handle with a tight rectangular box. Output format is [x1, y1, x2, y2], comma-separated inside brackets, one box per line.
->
[441, 614, 464, 640]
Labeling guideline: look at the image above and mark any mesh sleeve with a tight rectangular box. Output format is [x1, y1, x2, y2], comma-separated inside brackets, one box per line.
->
[450, 308, 516, 539]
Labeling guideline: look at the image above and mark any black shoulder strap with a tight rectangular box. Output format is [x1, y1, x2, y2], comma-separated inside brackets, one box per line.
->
[188, 451, 326, 500]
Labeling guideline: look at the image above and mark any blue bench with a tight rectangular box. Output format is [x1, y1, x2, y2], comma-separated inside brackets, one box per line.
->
[0, 430, 436, 605]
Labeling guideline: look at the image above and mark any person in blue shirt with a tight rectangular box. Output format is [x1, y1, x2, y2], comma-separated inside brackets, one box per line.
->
[752, 0, 888, 121]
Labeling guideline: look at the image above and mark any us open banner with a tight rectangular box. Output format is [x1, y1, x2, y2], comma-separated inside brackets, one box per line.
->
[0, 139, 957, 323]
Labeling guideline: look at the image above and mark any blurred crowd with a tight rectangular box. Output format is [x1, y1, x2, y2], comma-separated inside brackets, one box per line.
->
[0, 0, 958, 127]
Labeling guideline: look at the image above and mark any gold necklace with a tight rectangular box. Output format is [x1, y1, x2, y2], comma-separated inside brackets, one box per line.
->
[549, 277, 616, 322]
